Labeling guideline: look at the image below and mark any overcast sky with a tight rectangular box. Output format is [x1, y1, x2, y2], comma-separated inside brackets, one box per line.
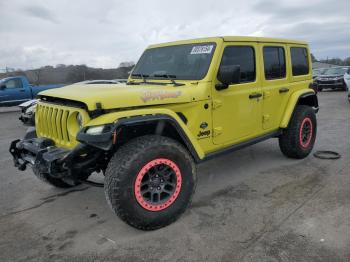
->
[1, 0, 349, 70]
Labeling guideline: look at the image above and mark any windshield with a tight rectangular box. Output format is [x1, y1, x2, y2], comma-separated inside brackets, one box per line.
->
[131, 43, 216, 80]
[323, 67, 348, 75]
[313, 69, 321, 76]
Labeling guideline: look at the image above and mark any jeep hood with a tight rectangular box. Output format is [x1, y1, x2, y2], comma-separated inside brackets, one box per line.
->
[38, 83, 193, 110]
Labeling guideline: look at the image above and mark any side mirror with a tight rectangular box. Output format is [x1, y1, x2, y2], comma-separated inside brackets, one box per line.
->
[0, 84, 6, 90]
[216, 65, 241, 90]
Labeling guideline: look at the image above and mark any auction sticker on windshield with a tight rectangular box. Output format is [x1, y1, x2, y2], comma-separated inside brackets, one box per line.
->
[190, 45, 214, 54]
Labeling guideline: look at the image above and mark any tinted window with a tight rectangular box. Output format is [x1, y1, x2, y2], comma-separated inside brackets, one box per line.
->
[263, 47, 286, 80]
[291, 47, 309, 76]
[132, 43, 216, 80]
[5, 79, 23, 89]
[219, 46, 256, 83]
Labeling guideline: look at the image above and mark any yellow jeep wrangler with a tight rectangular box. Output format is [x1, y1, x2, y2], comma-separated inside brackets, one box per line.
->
[10, 36, 318, 230]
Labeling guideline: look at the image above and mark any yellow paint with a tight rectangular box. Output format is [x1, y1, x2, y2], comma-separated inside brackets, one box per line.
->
[36, 36, 313, 159]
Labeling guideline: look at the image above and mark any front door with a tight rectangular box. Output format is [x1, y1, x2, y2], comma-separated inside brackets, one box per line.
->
[212, 43, 262, 146]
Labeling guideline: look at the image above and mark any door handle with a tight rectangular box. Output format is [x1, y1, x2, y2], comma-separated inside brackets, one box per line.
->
[279, 87, 289, 93]
[19, 89, 25, 92]
[249, 93, 263, 99]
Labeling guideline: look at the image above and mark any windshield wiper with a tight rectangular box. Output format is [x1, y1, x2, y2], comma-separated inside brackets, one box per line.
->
[131, 73, 149, 83]
[152, 74, 184, 86]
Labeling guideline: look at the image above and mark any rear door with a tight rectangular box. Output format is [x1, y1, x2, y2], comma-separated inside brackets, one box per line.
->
[212, 42, 262, 145]
[0, 78, 31, 106]
[260, 44, 290, 130]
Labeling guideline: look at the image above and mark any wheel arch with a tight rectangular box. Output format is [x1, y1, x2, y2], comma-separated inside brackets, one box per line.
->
[114, 114, 203, 162]
[280, 90, 318, 128]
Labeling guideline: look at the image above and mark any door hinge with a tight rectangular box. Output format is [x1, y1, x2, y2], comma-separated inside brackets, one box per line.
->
[212, 99, 222, 109]
[263, 114, 270, 122]
[213, 127, 223, 137]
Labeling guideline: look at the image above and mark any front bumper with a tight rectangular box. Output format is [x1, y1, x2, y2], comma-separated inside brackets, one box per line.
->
[10, 129, 102, 181]
[316, 80, 345, 88]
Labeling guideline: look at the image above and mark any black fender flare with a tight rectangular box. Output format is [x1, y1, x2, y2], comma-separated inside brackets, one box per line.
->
[77, 114, 201, 162]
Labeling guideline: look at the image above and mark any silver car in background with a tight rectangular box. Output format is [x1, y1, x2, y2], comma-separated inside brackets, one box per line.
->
[315, 67, 349, 92]
[344, 68, 350, 103]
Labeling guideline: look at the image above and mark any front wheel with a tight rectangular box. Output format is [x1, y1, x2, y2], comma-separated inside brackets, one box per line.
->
[104, 135, 196, 230]
[279, 105, 317, 159]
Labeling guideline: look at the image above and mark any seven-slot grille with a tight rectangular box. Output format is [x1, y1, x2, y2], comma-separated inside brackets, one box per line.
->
[36, 102, 82, 148]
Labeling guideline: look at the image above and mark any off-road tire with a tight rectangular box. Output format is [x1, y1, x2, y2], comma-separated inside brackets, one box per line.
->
[104, 135, 196, 230]
[279, 105, 317, 159]
[33, 168, 77, 188]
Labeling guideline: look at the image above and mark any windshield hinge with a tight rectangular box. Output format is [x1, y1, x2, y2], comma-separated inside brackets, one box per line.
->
[213, 127, 223, 137]
[212, 99, 222, 109]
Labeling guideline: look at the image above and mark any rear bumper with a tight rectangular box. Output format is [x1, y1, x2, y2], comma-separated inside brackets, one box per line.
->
[10, 129, 102, 181]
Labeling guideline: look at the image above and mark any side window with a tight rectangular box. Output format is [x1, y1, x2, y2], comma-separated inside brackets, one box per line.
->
[263, 46, 286, 80]
[5, 79, 23, 89]
[291, 47, 309, 76]
[219, 46, 256, 83]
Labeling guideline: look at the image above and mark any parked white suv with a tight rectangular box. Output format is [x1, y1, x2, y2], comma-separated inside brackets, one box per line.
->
[344, 68, 350, 103]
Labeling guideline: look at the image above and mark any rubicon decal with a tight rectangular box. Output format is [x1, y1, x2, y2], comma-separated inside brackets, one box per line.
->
[141, 90, 182, 102]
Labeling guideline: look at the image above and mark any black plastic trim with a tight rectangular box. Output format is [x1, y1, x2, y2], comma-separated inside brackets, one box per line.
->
[77, 114, 200, 161]
[115, 115, 201, 162]
[201, 130, 281, 162]
[297, 91, 319, 112]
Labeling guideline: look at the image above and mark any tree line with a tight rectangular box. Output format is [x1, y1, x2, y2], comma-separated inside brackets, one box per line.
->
[0, 63, 135, 85]
[311, 54, 350, 66]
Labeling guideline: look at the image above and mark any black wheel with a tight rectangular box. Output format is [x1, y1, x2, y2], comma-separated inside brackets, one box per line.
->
[33, 168, 77, 188]
[279, 105, 317, 159]
[104, 135, 196, 230]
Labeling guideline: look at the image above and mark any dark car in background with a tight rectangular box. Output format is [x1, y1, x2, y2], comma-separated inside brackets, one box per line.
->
[315, 67, 349, 91]
[312, 68, 327, 79]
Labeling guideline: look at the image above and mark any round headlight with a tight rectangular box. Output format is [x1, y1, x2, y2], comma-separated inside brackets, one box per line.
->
[76, 113, 83, 128]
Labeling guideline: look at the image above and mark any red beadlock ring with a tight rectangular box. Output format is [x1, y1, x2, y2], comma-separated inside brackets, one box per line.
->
[134, 158, 182, 212]
[299, 117, 313, 148]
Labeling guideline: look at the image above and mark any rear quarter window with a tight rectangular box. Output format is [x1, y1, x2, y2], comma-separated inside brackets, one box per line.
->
[291, 47, 309, 76]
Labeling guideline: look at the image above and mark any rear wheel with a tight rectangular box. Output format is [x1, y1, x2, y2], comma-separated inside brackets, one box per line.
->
[279, 105, 317, 159]
[104, 135, 196, 230]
